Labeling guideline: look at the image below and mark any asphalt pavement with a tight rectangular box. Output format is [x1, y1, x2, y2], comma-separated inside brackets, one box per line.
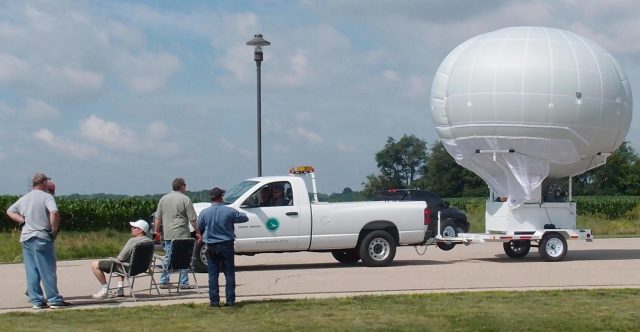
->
[0, 237, 638, 313]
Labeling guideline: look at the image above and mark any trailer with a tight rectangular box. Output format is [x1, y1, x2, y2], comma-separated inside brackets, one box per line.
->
[432, 177, 592, 262]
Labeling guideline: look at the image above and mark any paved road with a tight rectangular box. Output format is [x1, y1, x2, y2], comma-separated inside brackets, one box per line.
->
[1, 237, 638, 312]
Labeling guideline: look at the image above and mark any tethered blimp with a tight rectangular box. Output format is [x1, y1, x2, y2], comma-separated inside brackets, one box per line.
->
[431, 26, 632, 206]
[429, 27, 632, 261]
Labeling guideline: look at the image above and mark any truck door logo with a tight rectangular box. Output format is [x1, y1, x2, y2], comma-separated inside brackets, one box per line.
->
[266, 217, 280, 231]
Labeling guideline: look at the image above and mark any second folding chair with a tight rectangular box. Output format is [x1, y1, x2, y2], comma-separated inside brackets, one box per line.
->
[154, 238, 199, 294]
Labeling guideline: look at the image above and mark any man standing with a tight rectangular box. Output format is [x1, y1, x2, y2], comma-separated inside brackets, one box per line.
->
[197, 187, 248, 307]
[153, 177, 199, 289]
[6, 173, 71, 309]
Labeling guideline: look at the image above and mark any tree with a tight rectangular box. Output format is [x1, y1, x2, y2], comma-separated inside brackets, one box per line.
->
[416, 141, 487, 197]
[374, 134, 428, 188]
[573, 141, 639, 195]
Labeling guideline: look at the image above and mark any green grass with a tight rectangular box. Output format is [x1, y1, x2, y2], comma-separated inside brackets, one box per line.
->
[0, 231, 130, 263]
[0, 289, 638, 331]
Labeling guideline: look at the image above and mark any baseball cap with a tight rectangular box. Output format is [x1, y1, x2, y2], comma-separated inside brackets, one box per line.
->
[129, 219, 149, 233]
[210, 187, 225, 199]
[32, 172, 51, 186]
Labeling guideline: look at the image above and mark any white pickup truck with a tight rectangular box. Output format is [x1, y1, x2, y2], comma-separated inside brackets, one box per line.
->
[191, 167, 433, 271]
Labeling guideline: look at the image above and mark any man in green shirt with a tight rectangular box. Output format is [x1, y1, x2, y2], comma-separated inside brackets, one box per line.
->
[153, 177, 200, 289]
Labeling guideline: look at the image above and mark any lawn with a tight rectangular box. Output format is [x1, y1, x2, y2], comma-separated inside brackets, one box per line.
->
[0, 289, 638, 331]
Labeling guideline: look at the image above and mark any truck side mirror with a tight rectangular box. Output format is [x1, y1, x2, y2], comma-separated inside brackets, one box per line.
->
[444, 201, 450, 208]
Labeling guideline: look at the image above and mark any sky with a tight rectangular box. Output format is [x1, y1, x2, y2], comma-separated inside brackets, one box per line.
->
[1, 0, 639, 196]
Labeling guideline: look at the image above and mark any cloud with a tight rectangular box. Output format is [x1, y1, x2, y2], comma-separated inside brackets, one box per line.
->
[34, 128, 97, 159]
[45, 65, 104, 91]
[0, 52, 29, 82]
[147, 121, 167, 140]
[116, 51, 182, 93]
[23, 99, 59, 119]
[295, 127, 324, 144]
[0, 102, 16, 117]
[79, 115, 137, 149]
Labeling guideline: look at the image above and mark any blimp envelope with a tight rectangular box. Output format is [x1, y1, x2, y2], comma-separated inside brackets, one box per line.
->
[431, 27, 632, 207]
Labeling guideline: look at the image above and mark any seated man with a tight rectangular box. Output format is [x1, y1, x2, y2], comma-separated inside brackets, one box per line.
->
[269, 183, 288, 206]
[90, 219, 153, 299]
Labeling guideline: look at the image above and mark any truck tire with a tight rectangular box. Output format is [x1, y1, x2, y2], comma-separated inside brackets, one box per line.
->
[436, 219, 458, 251]
[331, 249, 361, 264]
[359, 230, 396, 267]
[192, 241, 208, 273]
[538, 233, 567, 262]
[503, 240, 531, 258]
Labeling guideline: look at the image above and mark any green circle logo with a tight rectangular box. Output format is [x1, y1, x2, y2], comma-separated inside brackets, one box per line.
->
[266, 217, 280, 231]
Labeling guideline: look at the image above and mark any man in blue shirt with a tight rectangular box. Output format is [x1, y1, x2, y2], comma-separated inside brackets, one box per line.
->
[197, 187, 248, 307]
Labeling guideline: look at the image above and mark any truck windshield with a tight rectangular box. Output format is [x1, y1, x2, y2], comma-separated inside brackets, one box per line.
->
[223, 180, 259, 204]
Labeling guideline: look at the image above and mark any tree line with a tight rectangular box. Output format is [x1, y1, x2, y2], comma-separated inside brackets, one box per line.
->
[350, 134, 640, 200]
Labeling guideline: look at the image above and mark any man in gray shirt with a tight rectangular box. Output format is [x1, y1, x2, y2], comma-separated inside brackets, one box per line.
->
[153, 177, 200, 289]
[6, 173, 70, 309]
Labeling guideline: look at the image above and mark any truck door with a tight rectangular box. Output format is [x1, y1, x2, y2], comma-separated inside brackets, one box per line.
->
[235, 181, 306, 252]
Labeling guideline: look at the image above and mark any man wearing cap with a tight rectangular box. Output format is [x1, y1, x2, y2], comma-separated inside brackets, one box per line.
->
[197, 187, 248, 307]
[269, 183, 288, 206]
[6, 172, 70, 309]
[89, 220, 153, 299]
[153, 177, 199, 289]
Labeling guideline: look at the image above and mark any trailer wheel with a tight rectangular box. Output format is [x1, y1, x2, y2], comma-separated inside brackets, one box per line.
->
[436, 219, 458, 251]
[331, 249, 361, 264]
[359, 230, 396, 267]
[538, 233, 567, 262]
[503, 240, 531, 258]
[193, 241, 208, 273]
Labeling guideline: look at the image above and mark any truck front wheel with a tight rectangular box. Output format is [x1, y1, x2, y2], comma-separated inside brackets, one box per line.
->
[359, 230, 396, 267]
[331, 249, 360, 264]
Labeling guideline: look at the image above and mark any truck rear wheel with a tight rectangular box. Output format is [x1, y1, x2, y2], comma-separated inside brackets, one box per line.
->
[359, 230, 396, 267]
[331, 249, 360, 264]
[538, 233, 567, 262]
[436, 219, 458, 251]
[503, 240, 531, 258]
[193, 241, 208, 273]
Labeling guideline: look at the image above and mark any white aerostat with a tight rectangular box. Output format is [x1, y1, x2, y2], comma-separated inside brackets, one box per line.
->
[429, 27, 632, 261]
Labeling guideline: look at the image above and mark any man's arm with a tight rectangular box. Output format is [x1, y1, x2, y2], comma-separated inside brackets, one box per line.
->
[50, 211, 60, 240]
[5, 210, 25, 226]
[190, 219, 202, 242]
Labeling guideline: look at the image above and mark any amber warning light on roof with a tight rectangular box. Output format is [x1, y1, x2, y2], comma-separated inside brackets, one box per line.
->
[289, 166, 315, 174]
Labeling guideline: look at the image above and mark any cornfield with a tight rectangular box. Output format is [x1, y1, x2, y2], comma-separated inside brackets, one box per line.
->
[1, 196, 156, 232]
[2, 195, 640, 233]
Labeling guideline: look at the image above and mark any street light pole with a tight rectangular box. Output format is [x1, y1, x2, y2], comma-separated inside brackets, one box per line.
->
[246, 34, 270, 177]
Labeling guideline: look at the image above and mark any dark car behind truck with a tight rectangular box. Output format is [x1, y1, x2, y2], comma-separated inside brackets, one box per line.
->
[375, 189, 469, 250]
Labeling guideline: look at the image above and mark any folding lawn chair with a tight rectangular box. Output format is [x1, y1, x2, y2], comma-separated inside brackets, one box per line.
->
[106, 240, 160, 301]
[154, 238, 199, 294]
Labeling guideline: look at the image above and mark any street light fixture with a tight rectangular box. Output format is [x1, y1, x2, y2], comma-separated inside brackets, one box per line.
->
[246, 33, 270, 177]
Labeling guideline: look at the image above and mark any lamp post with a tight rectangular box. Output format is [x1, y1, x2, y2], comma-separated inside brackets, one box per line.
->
[246, 33, 270, 177]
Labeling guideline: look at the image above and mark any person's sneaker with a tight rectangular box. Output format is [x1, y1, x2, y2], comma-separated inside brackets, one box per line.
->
[92, 288, 109, 299]
[113, 287, 125, 297]
[178, 284, 196, 290]
[49, 301, 72, 309]
[159, 283, 170, 289]
[224, 302, 235, 307]
[209, 302, 219, 307]
[32, 303, 48, 310]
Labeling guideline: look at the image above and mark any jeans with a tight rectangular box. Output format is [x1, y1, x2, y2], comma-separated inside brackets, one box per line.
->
[206, 241, 235, 304]
[160, 240, 189, 285]
[22, 237, 63, 305]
